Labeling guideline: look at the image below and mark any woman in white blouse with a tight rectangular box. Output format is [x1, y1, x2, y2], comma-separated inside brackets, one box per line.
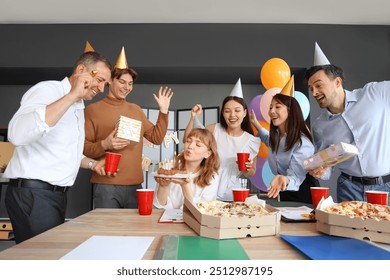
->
[154, 128, 220, 209]
[185, 97, 260, 201]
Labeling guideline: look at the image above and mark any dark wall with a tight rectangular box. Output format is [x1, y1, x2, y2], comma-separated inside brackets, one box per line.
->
[1, 24, 389, 85]
[0, 23, 389, 218]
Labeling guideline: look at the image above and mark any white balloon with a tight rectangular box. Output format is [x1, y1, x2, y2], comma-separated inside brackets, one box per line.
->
[260, 87, 280, 123]
[295, 91, 310, 121]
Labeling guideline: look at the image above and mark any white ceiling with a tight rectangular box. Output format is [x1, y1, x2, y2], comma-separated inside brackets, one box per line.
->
[1, 0, 390, 25]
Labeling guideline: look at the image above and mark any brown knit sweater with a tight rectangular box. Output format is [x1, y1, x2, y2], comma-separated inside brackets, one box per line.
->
[84, 96, 168, 185]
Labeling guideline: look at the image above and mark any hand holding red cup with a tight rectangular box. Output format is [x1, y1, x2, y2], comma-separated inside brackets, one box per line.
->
[105, 152, 121, 175]
[237, 152, 250, 172]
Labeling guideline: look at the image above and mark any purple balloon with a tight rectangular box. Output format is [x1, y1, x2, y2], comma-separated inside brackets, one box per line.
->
[248, 95, 264, 121]
[249, 157, 268, 191]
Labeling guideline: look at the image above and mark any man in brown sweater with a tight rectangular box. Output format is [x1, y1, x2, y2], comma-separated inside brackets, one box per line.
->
[84, 47, 173, 208]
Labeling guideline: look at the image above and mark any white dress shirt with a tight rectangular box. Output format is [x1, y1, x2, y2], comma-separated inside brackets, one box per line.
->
[4, 78, 85, 186]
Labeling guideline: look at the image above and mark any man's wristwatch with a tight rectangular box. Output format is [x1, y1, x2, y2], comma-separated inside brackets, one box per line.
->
[87, 159, 95, 170]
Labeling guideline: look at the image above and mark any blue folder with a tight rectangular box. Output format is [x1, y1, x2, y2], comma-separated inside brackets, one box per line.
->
[280, 234, 390, 260]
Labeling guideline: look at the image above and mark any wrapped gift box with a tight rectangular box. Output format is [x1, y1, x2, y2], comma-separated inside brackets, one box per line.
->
[302, 142, 359, 170]
[115, 115, 142, 142]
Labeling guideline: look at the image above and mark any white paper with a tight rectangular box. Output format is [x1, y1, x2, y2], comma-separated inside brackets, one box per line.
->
[277, 206, 313, 221]
[245, 195, 266, 207]
[159, 209, 183, 223]
[318, 196, 336, 210]
[60, 235, 154, 260]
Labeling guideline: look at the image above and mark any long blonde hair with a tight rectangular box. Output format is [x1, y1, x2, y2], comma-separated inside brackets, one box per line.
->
[175, 128, 220, 188]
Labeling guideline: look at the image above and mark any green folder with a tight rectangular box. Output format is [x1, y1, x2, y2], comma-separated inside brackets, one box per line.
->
[155, 235, 250, 260]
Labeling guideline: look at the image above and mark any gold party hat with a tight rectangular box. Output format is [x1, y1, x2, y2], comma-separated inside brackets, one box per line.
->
[115, 46, 129, 69]
[84, 41, 95, 53]
[280, 75, 295, 97]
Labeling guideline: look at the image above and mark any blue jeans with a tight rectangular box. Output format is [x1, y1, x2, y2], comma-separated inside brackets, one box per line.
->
[337, 174, 390, 205]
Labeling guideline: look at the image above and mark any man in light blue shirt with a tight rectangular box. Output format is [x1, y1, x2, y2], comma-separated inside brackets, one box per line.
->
[305, 44, 390, 204]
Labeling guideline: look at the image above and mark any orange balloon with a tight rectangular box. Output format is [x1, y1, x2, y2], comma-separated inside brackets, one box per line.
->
[260, 58, 291, 90]
[252, 120, 270, 159]
[258, 142, 268, 159]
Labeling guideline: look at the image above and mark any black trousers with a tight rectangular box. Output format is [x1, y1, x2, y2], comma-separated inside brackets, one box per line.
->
[93, 183, 142, 209]
[5, 180, 67, 244]
[279, 174, 320, 204]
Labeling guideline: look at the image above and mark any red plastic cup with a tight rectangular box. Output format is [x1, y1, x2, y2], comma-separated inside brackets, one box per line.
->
[136, 189, 154, 215]
[365, 190, 389, 205]
[105, 152, 121, 174]
[237, 152, 250, 171]
[232, 188, 250, 202]
[310, 187, 329, 209]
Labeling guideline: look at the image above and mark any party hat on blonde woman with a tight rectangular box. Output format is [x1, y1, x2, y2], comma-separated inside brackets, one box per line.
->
[115, 46, 129, 69]
[280, 75, 295, 97]
[84, 41, 95, 53]
[229, 78, 244, 98]
[314, 42, 331, 66]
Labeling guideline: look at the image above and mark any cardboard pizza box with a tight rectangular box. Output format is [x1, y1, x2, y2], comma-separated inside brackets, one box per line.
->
[316, 209, 390, 244]
[0, 142, 14, 168]
[183, 198, 281, 240]
[0, 230, 14, 240]
[1, 221, 12, 231]
[302, 142, 359, 170]
[316, 222, 390, 244]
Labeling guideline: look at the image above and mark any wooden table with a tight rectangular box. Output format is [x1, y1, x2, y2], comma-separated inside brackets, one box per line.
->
[0, 208, 317, 260]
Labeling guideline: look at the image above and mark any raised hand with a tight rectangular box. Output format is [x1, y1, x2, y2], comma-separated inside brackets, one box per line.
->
[68, 72, 94, 101]
[250, 109, 262, 131]
[153, 86, 174, 114]
[191, 104, 203, 118]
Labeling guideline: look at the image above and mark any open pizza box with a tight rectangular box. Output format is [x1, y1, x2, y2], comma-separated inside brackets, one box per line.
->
[315, 197, 390, 244]
[183, 196, 281, 240]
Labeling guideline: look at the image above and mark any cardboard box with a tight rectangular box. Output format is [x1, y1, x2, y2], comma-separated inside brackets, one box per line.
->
[0, 142, 14, 168]
[302, 142, 359, 170]
[315, 209, 390, 244]
[115, 115, 142, 142]
[0, 230, 14, 240]
[1, 221, 12, 231]
[183, 198, 281, 240]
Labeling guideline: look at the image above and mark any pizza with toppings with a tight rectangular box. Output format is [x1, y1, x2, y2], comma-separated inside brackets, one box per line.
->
[324, 201, 390, 221]
[196, 200, 269, 217]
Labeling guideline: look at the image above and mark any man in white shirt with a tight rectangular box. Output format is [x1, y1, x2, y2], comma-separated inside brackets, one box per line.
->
[4, 51, 112, 243]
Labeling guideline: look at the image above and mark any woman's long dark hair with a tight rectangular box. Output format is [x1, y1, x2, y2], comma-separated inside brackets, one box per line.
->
[269, 94, 313, 152]
[220, 96, 254, 135]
